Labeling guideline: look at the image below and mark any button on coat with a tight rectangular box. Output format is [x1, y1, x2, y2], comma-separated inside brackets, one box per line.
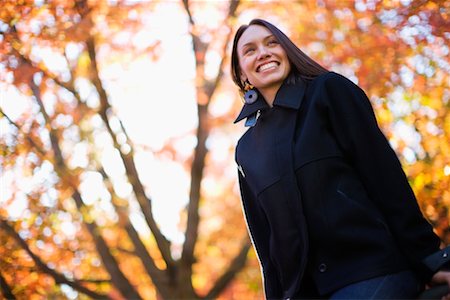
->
[318, 264, 327, 273]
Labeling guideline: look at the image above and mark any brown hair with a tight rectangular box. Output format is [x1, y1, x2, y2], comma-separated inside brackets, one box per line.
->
[231, 19, 328, 93]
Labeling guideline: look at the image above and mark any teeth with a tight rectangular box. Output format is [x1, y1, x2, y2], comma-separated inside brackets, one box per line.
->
[259, 62, 278, 72]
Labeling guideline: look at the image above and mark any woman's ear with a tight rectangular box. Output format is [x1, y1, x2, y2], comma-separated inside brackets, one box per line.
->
[240, 73, 248, 85]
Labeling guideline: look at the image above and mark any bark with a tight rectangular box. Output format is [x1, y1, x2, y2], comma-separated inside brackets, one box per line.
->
[179, 2, 248, 298]
[182, 103, 208, 267]
[181, 0, 240, 269]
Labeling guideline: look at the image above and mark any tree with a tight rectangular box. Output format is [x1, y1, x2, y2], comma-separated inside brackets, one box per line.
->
[1, 0, 253, 298]
[1, 0, 448, 299]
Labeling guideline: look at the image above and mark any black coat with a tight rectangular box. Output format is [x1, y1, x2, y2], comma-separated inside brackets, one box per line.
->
[234, 72, 442, 299]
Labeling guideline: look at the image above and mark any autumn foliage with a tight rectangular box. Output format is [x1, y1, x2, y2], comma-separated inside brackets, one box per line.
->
[0, 0, 449, 299]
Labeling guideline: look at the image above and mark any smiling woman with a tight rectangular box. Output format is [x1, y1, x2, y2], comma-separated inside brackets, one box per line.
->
[230, 18, 450, 300]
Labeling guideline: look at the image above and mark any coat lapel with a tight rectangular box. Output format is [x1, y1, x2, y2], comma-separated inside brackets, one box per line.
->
[234, 78, 307, 124]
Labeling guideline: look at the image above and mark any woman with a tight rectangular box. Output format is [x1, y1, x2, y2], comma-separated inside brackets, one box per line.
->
[231, 18, 450, 299]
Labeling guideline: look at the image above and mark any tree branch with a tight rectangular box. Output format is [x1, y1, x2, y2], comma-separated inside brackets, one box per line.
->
[181, 0, 240, 268]
[0, 109, 48, 158]
[7, 80, 147, 299]
[181, 103, 207, 266]
[29, 82, 66, 169]
[97, 166, 173, 298]
[0, 219, 108, 299]
[180, 0, 207, 270]
[204, 239, 251, 299]
[84, 36, 174, 269]
[8, 27, 162, 295]
[9, 22, 88, 117]
[0, 268, 16, 300]
[15, 49, 80, 98]
[182, 0, 195, 26]
[6, 32, 164, 299]
[30, 80, 142, 300]
[205, 2, 239, 102]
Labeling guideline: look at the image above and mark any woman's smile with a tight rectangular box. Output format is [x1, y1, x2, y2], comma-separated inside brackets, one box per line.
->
[257, 61, 279, 72]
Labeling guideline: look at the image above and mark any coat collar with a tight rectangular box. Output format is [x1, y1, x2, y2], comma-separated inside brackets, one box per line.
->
[234, 78, 307, 124]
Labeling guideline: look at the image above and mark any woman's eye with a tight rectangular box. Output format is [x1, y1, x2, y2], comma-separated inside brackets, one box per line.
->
[268, 39, 278, 46]
[244, 48, 255, 54]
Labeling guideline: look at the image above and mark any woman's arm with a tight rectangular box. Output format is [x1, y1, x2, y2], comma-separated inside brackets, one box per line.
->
[321, 72, 442, 281]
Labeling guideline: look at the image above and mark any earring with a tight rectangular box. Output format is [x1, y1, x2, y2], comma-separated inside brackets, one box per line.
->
[243, 81, 258, 105]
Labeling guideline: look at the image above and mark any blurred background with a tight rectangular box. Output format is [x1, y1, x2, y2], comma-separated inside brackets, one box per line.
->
[0, 0, 449, 299]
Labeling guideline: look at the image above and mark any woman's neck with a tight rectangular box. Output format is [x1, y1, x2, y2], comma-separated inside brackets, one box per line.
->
[259, 86, 280, 108]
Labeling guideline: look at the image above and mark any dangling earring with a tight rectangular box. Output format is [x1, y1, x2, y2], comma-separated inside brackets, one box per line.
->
[243, 81, 258, 105]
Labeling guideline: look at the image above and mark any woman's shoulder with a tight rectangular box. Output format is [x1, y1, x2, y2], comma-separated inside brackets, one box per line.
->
[308, 72, 363, 98]
[311, 71, 355, 87]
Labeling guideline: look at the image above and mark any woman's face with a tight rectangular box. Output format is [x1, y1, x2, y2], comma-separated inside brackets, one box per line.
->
[237, 25, 291, 99]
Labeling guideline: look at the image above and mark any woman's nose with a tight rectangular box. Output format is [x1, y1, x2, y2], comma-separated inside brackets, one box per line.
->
[257, 46, 271, 60]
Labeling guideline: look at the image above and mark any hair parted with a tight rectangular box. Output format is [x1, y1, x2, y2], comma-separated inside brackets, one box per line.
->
[231, 19, 328, 93]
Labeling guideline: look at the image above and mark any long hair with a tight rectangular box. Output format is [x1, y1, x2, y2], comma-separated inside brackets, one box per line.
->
[231, 19, 328, 93]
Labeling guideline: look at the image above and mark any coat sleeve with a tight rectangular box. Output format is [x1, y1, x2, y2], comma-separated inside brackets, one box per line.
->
[322, 72, 442, 281]
[237, 170, 282, 298]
